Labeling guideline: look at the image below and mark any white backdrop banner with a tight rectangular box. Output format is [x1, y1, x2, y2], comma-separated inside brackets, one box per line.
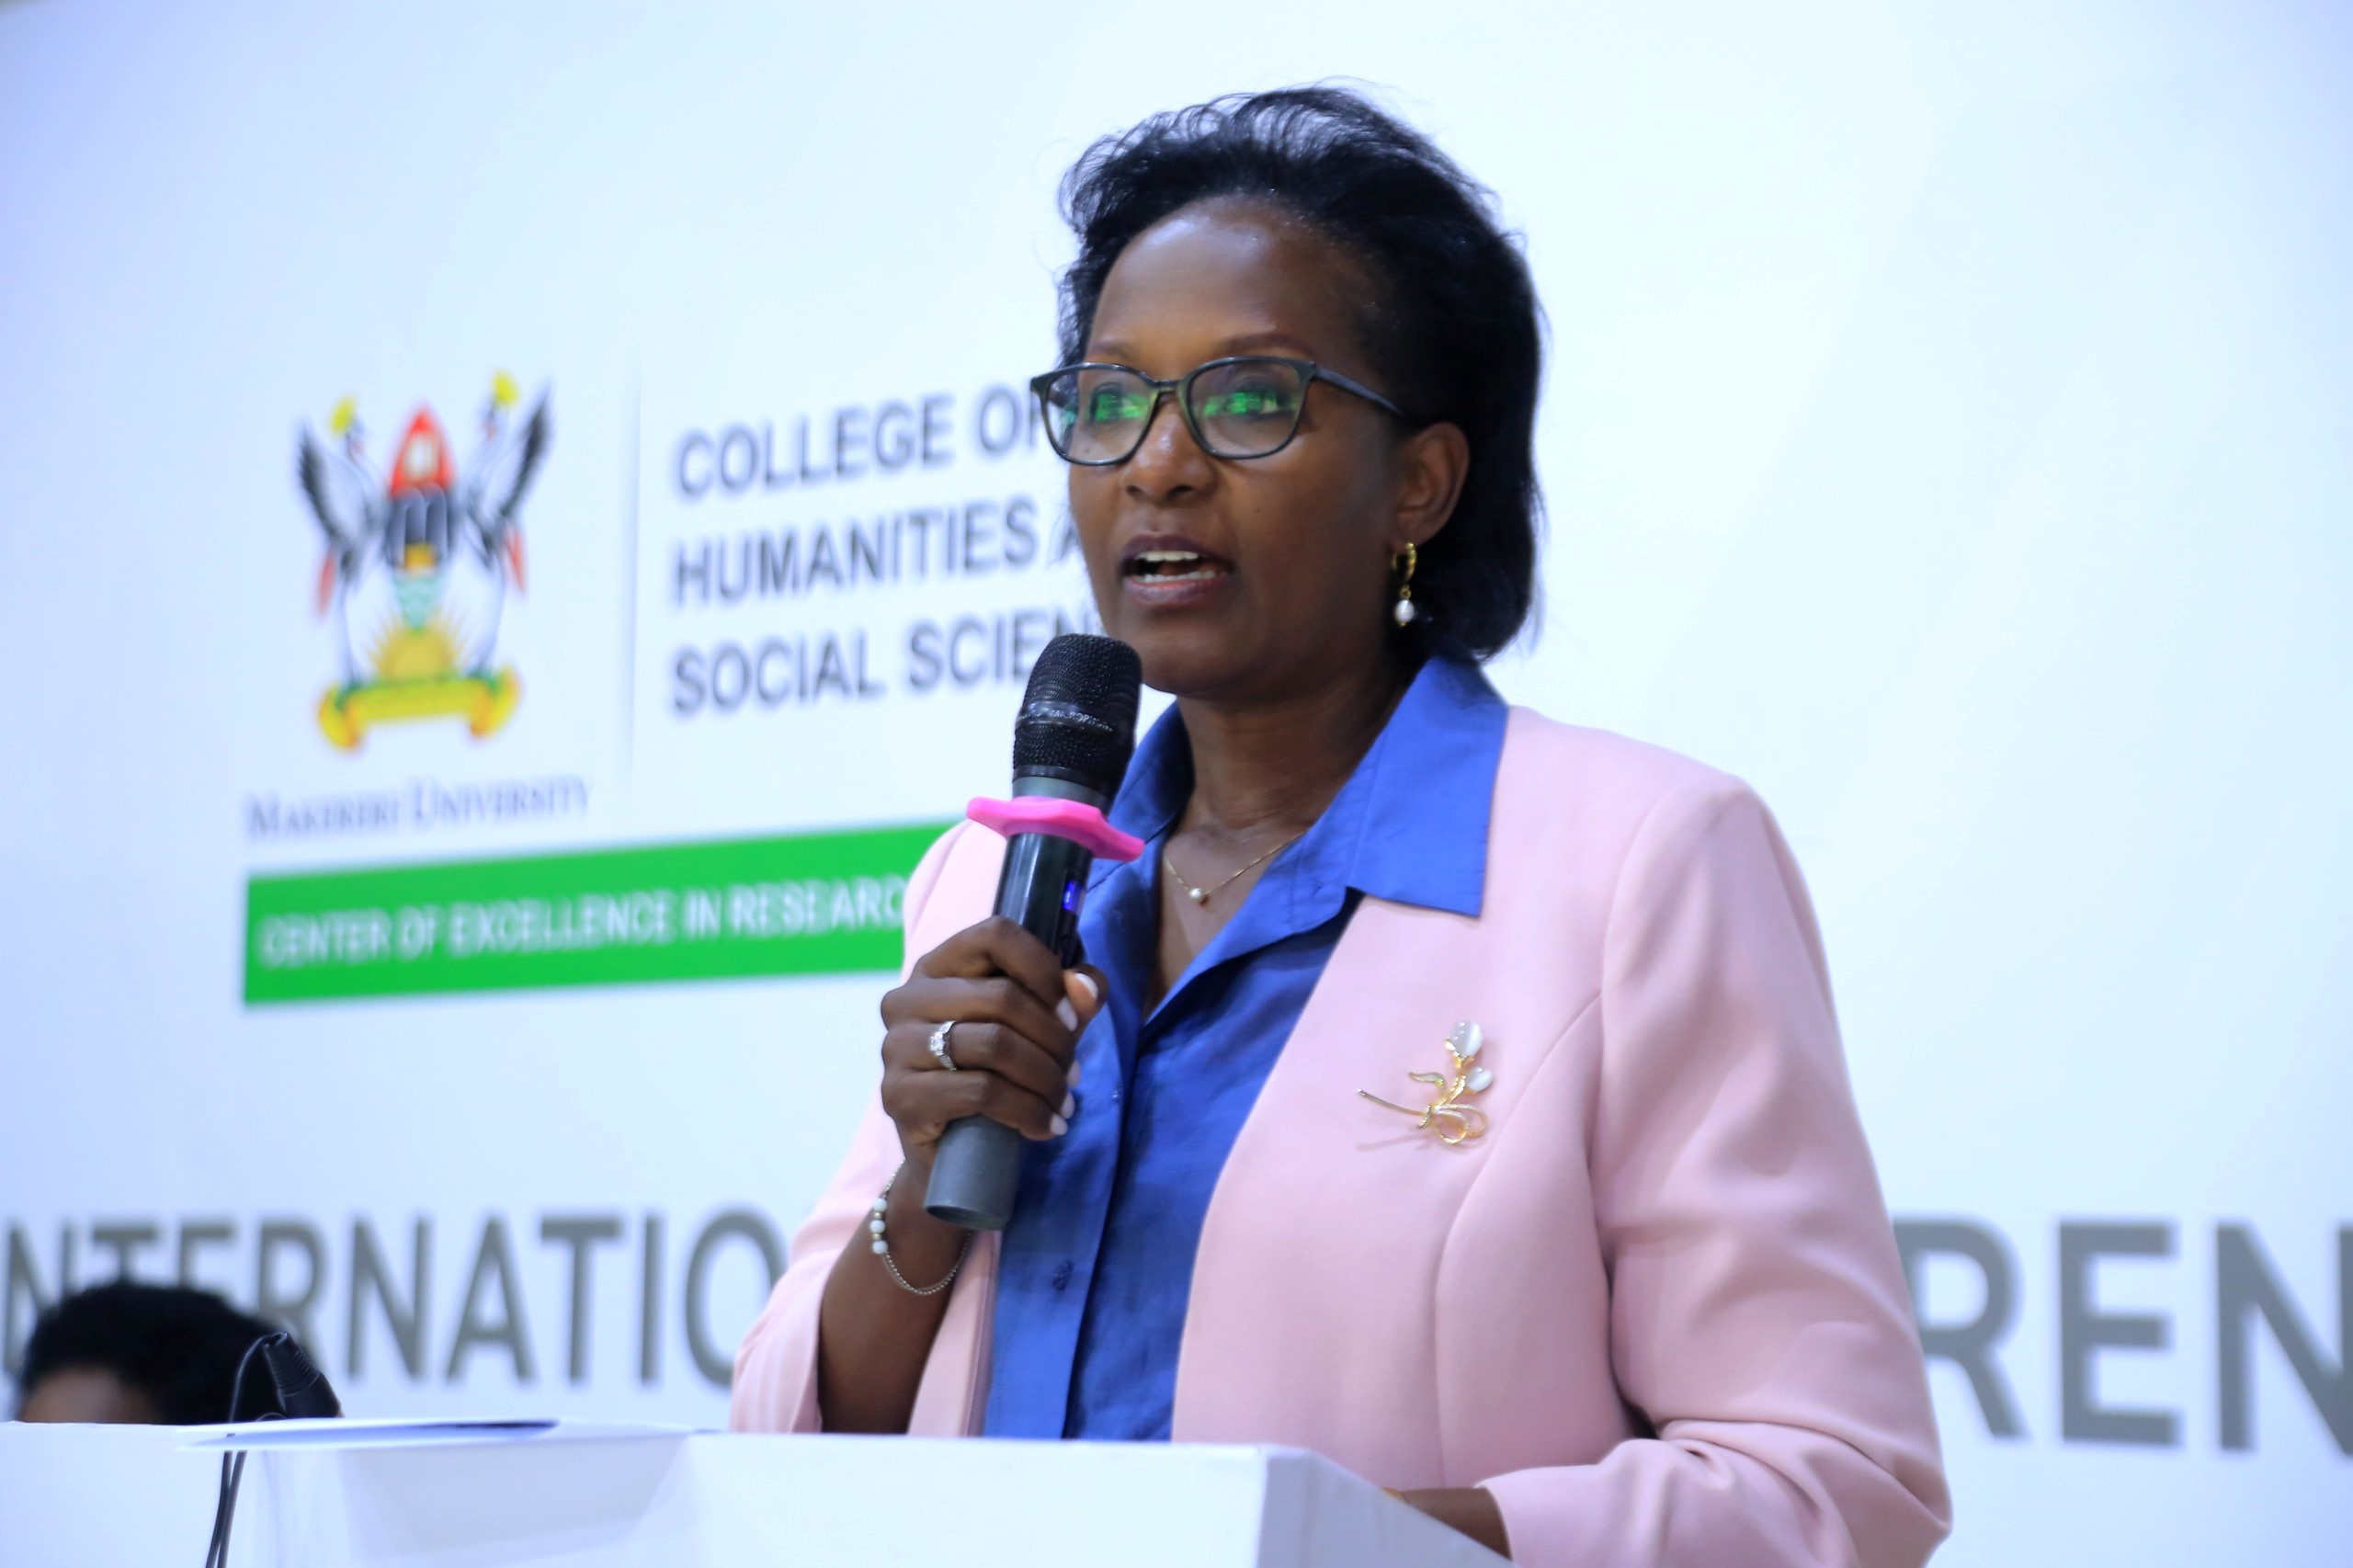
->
[1, 4, 2347, 1563]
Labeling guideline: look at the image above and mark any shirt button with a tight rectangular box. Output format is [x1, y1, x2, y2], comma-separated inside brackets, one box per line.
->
[1051, 1261, 1074, 1290]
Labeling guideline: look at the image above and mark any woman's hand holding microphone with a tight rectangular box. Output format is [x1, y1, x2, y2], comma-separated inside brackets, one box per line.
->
[878, 915, 1105, 1172]
[816, 915, 1103, 1433]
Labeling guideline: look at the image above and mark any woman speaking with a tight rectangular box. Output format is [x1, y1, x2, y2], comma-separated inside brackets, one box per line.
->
[733, 87, 1949, 1567]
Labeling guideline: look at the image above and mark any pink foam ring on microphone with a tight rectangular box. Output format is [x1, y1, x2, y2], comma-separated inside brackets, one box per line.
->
[966, 796, 1145, 863]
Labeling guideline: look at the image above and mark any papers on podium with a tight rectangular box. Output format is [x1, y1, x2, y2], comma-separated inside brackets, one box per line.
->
[181, 1415, 687, 1449]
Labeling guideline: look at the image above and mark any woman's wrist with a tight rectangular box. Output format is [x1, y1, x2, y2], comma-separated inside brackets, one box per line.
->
[875, 1158, 971, 1277]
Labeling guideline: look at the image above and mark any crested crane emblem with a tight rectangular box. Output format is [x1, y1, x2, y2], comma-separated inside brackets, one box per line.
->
[297, 374, 550, 749]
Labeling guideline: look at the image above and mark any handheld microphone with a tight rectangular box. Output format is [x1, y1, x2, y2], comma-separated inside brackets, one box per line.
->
[925, 632, 1143, 1231]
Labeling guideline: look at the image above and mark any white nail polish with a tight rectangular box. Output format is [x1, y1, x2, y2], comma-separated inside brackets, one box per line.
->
[1060, 1091, 1076, 1119]
[1066, 1058, 1083, 1087]
[1072, 971, 1101, 1006]
[1050, 1114, 1069, 1137]
[1055, 997, 1079, 1030]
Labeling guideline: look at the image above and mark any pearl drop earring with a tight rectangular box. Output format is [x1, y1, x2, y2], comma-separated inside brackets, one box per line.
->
[1391, 542, 1419, 626]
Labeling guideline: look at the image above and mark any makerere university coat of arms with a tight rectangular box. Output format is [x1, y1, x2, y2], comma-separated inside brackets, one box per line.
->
[297, 374, 549, 749]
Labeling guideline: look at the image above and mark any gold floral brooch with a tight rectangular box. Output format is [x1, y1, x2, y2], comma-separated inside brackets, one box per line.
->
[1359, 1021, 1492, 1144]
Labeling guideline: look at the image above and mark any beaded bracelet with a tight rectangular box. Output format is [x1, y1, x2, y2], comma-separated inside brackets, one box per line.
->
[870, 1167, 973, 1298]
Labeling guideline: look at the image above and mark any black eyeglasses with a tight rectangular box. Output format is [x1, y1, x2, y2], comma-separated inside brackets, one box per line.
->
[1029, 356, 1408, 465]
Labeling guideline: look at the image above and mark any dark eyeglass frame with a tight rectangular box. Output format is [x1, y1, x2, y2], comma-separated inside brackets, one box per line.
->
[1028, 355, 1410, 465]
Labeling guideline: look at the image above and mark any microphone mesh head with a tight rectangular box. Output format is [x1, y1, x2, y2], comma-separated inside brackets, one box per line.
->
[1012, 634, 1142, 798]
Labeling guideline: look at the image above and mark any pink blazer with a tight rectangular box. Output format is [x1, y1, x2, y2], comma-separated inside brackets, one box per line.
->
[733, 708, 1951, 1568]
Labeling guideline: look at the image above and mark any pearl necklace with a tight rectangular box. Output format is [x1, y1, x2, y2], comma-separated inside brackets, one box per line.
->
[1162, 833, 1306, 905]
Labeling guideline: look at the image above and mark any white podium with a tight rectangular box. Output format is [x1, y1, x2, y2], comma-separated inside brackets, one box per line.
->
[0, 1423, 1505, 1567]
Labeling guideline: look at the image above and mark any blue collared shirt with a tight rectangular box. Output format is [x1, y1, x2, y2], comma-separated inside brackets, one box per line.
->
[981, 654, 1509, 1440]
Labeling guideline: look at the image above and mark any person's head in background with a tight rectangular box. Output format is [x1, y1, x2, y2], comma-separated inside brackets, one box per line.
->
[12, 1280, 278, 1424]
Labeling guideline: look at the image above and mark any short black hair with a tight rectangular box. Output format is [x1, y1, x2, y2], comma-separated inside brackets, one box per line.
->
[1056, 85, 1544, 660]
[15, 1280, 281, 1424]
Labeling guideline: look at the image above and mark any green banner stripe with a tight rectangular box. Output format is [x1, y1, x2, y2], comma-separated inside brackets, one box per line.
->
[244, 823, 953, 1004]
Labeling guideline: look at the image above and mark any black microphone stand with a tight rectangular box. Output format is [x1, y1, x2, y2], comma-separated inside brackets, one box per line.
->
[202, 1333, 340, 1568]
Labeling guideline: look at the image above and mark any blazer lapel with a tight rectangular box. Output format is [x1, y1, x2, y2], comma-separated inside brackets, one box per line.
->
[1167, 710, 1599, 1483]
[1169, 889, 1513, 1473]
